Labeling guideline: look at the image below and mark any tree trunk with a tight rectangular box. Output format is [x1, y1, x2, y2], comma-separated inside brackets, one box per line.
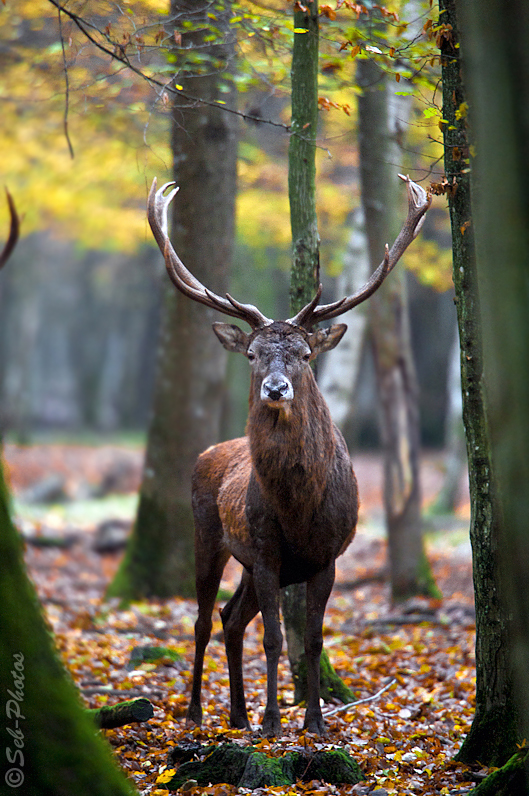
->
[320, 207, 370, 430]
[108, 0, 237, 600]
[429, 330, 466, 515]
[281, 0, 353, 706]
[357, 53, 439, 603]
[438, 0, 518, 767]
[453, 0, 529, 770]
[0, 457, 137, 795]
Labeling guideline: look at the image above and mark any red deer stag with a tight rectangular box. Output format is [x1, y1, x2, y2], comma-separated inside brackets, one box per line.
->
[0, 189, 19, 270]
[147, 175, 431, 736]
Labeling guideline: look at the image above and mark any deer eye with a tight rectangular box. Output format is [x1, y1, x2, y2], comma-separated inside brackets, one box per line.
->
[247, 351, 256, 363]
[303, 352, 311, 362]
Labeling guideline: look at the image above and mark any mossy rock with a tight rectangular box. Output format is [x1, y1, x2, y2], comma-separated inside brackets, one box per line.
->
[167, 744, 249, 788]
[126, 645, 182, 670]
[165, 743, 364, 790]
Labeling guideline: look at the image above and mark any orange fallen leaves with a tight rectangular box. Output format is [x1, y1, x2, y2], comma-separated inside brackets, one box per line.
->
[18, 446, 479, 795]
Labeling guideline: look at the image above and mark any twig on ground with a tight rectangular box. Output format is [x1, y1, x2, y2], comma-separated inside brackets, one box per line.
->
[323, 678, 397, 717]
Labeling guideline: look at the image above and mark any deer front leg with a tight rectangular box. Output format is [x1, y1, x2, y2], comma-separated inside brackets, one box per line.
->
[187, 533, 230, 727]
[304, 563, 336, 735]
[253, 558, 283, 737]
[220, 568, 260, 729]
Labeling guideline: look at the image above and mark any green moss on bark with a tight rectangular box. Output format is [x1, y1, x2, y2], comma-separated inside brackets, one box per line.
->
[107, 494, 196, 601]
[439, 0, 518, 767]
[295, 649, 355, 705]
[468, 750, 529, 796]
[0, 460, 136, 796]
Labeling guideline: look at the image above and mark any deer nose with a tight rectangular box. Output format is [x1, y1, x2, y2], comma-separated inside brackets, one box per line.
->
[261, 375, 293, 403]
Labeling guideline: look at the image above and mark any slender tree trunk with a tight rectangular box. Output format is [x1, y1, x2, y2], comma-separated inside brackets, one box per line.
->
[108, 1, 237, 600]
[448, 0, 528, 768]
[357, 54, 439, 603]
[0, 457, 137, 795]
[282, 0, 353, 706]
[430, 330, 466, 515]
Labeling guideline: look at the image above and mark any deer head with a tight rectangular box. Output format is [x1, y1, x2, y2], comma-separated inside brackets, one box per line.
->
[147, 176, 431, 410]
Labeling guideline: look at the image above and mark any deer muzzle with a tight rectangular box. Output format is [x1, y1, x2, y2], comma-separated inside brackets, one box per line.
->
[261, 373, 294, 404]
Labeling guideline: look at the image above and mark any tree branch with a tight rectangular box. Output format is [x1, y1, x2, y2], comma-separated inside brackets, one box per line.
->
[57, 6, 74, 159]
[45, 0, 293, 134]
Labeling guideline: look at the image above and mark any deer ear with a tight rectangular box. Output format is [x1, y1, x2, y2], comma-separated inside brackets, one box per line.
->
[212, 322, 250, 353]
[308, 323, 347, 356]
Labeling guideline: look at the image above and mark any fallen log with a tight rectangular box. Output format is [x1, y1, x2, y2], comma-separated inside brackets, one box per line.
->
[88, 697, 154, 729]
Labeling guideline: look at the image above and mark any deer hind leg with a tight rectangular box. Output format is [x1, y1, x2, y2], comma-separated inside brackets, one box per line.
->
[220, 568, 259, 729]
[186, 538, 230, 727]
[303, 562, 336, 735]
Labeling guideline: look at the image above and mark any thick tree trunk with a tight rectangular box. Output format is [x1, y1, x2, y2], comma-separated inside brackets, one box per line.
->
[108, 1, 237, 600]
[0, 458, 136, 795]
[438, 0, 518, 767]
[357, 54, 438, 603]
[454, 0, 529, 772]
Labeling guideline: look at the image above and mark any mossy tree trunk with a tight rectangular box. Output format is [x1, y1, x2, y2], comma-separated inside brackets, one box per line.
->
[453, 0, 529, 773]
[357, 47, 439, 603]
[281, 0, 353, 706]
[108, 0, 237, 600]
[439, 0, 517, 767]
[0, 457, 137, 795]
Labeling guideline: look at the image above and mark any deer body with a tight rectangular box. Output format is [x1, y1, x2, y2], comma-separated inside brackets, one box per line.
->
[147, 177, 431, 736]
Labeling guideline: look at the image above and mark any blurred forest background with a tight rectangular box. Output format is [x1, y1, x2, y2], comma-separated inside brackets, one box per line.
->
[0, 0, 455, 455]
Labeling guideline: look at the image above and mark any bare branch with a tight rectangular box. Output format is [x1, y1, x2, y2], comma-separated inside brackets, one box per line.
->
[45, 0, 292, 134]
[57, 6, 74, 159]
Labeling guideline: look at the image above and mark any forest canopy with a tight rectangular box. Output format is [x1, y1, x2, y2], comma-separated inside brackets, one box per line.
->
[0, 0, 449, 288]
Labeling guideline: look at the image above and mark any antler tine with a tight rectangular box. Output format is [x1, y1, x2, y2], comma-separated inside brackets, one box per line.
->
[148, 178, 272, 329]
[288, 176, 431, 329]
[0, 189, 20, 270]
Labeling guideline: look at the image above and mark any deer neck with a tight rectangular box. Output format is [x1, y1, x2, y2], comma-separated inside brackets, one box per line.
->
[246, 372, 336, 511]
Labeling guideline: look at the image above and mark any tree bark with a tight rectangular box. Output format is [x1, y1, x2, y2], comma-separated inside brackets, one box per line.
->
[0, 457, 137, 795]
[357, 53, 439, 603]
[454, 0, 529, 771]
[430, 331, 466, 515]
[281, 0, 353, 706]
[108, 0, 237, 600]
[438, 0, 518, 767]
[320, 208, 370, 430]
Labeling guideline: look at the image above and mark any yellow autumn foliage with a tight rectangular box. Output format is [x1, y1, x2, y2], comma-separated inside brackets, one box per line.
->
[0, 0, 450, 291]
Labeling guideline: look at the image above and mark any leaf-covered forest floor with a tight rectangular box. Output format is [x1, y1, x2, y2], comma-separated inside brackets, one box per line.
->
[5, 443, 485, 796]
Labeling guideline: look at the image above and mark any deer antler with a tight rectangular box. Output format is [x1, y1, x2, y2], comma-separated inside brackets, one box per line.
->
[148, 179, 273, 330]
[0, 189, 20, 270]
[288, 175, 432, 329]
